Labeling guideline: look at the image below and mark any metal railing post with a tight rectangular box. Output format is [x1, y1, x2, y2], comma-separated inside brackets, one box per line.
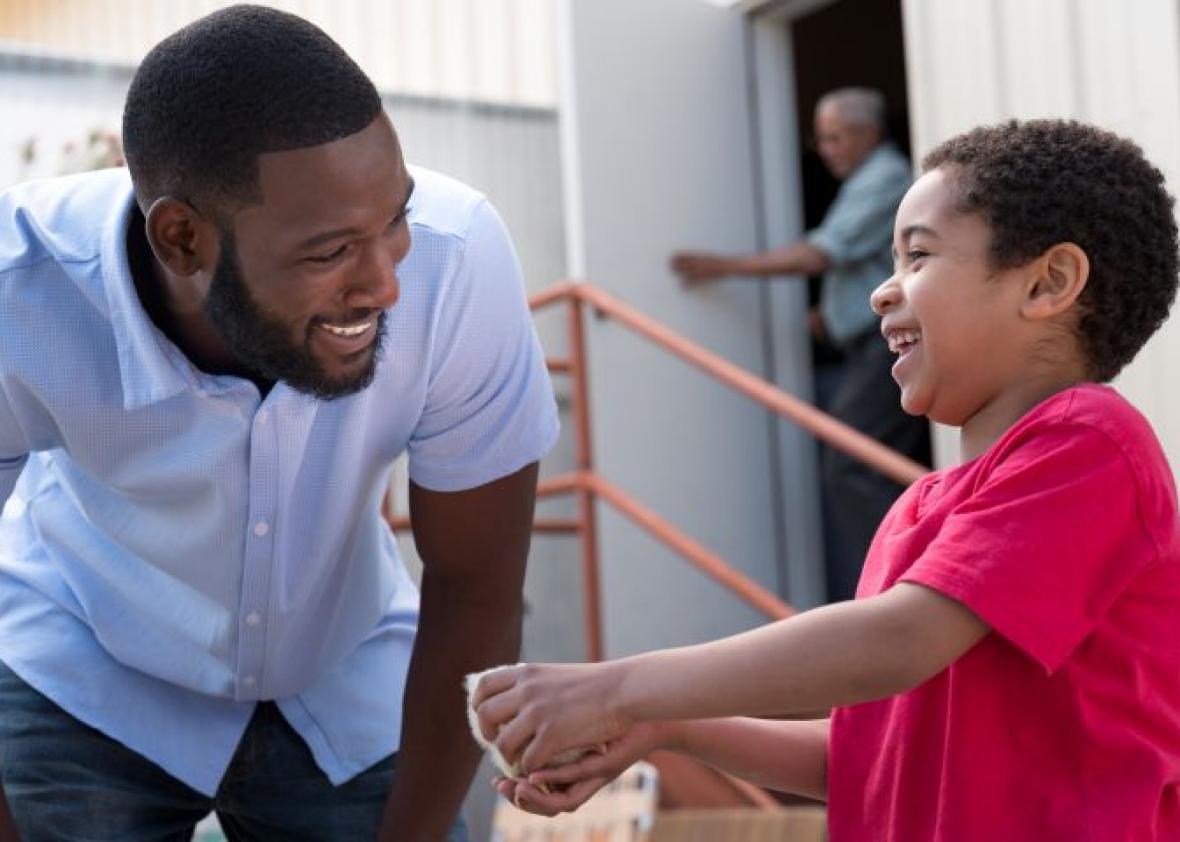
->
[568, 296, 605, 662]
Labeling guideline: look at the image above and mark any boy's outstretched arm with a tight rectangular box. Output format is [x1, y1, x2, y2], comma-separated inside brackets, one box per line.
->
[475, 582, 988, 773]
[500, 716, 830, 816]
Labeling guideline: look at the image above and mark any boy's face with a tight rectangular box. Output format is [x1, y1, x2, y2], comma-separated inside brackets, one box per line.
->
[871, 168, 1034, 430]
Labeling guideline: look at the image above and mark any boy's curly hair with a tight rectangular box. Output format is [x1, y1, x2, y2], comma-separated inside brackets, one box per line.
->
[923, 120, 1178, 382]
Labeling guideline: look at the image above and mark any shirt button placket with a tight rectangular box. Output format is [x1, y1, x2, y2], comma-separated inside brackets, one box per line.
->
[238, 402, 278, 699]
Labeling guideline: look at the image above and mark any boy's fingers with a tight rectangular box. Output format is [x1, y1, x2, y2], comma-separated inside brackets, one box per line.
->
[471, 665, 522, 708]
[514, 777, 610, 816]
[528, 753, 611, 787]
[518, 728, 557, 775]
[494, 714, 537, 768]
[476, 688, 522, 745]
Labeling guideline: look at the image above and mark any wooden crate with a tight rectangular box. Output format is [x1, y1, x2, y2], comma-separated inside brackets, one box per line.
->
[490, 764, 826, 842]
[490, 763, 659, 842]
[651, 808, 826, 842]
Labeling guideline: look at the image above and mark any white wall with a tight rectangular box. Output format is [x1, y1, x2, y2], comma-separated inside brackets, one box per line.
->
[903, 0, 1180, 472]
[0, 0, 558, 107]
[557, 0, 804, 656]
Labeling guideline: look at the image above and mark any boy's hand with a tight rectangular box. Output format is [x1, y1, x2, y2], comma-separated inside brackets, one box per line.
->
[494, 775, 611, 817]
[472, 661, 632, 775]
[492, 722, 671, 816]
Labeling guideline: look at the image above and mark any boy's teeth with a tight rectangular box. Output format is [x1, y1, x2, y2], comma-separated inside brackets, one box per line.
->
[889, 330, 921, 353]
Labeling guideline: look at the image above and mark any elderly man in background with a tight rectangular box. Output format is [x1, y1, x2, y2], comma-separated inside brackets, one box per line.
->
[671, 87, 929, 603]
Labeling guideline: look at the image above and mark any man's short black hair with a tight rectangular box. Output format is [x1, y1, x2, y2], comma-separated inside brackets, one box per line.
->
[123, 4, 383, 214]
[924, 119, 1179, 382]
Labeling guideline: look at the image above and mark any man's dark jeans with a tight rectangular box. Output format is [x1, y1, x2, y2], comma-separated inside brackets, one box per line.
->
[0, 661, 469, 841]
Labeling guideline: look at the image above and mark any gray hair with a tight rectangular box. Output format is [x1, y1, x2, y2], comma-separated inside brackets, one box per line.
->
[816, 88, 887, 130]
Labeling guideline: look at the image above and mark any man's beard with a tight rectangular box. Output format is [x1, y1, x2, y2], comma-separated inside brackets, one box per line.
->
[204, 230, 386, 400]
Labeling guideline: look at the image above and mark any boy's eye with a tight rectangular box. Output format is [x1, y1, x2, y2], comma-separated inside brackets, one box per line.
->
[906, 249, 929, 264]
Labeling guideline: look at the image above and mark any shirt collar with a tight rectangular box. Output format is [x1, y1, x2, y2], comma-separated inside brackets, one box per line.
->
[99, 171, 200, 410]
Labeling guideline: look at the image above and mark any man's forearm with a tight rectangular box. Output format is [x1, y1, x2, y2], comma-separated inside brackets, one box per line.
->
[729, 242, 830, 278]
[378, 579, 523, 842]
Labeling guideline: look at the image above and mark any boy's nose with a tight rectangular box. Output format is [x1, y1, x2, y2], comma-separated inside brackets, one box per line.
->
[870, 274, 900, 316]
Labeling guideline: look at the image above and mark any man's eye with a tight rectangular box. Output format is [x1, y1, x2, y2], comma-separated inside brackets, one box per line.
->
[907, 250, 929, 263]
[307, 244, 348, 264]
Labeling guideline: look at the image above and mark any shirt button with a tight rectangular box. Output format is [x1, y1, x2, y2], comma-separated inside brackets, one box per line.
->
[253, 521, 270, 537]
[256, 410, 269, 425]
[242, 675, 256, 687]
[245, 611, 262, 626]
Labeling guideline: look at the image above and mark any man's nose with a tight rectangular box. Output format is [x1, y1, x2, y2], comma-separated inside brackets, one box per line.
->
[347, 242, 401, 310]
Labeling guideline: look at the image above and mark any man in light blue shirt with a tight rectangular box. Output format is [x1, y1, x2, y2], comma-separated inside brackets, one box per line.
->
[0, 6, 556, 840]
[670, 88, 930, 603]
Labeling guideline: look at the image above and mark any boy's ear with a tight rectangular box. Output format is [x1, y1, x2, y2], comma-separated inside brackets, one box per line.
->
[144, 197, 220, 278]
[1021, 242, 1089, 321]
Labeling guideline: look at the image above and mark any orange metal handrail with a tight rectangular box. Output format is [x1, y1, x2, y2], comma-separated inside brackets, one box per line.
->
[547, 281, 926, 486]
[388, 279, 928, 812]
[390, 280, 927, 655]
[526, 280, 928, 658]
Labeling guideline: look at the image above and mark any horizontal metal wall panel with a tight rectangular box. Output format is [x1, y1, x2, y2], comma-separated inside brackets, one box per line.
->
[0, 0, 557, 106]
[903, 0, 1180, 473]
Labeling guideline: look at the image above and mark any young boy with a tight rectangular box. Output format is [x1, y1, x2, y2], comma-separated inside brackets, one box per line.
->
[472, 120, 1180, 840]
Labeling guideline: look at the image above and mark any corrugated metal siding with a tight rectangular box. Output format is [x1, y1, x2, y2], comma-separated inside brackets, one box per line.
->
[903, 0, 1180, 472]
[0, 0, 557, 106]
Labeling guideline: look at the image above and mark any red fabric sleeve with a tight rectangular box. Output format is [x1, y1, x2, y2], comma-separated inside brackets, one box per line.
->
[901, 424, 1159, 673]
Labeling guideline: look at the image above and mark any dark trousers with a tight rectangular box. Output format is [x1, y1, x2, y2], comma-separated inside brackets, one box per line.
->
[0, 661, 469, 841]
[818, 330, 931, 602]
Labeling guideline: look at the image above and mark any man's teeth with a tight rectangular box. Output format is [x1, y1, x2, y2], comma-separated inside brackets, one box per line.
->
[320, 320, 372, 337]
[888, 330, 921, 353]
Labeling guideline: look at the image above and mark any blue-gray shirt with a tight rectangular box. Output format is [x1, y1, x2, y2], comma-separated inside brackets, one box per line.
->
[0, 166, 559, 795]
[806, 143, 912, 346]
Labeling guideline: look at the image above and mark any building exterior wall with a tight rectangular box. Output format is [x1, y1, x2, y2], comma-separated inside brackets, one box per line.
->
[557, 0, 796, 657]
[902, 0, 1180, 473]
[0, 0, 557, 107]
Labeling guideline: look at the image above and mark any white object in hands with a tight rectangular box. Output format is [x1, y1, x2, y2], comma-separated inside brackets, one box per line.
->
[465, 665, 596, 781]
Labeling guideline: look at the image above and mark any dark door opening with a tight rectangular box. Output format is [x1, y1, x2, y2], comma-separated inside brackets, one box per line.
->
[788, 0, 909, 359]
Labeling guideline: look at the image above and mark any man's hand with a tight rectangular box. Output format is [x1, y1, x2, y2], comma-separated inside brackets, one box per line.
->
[669, 251, 734, 284]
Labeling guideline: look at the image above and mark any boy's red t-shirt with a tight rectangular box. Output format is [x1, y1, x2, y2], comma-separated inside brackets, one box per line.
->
[828, 385, 1180, 841]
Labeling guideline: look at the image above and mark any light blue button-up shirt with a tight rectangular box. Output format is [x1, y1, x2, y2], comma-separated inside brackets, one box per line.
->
[0, 166, 559, 795]
[806, 143, 912, 347]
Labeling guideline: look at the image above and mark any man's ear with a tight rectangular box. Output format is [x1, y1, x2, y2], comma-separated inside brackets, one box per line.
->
[1021, 242, 1089, 321]
[143, 197, 219, 278]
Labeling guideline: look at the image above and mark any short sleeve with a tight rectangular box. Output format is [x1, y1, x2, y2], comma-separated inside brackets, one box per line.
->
[901, 425, 1158, 673]
[406, 200, 559, 491]
[806, 167, 908, 266]
[0, 383, 30, 507]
